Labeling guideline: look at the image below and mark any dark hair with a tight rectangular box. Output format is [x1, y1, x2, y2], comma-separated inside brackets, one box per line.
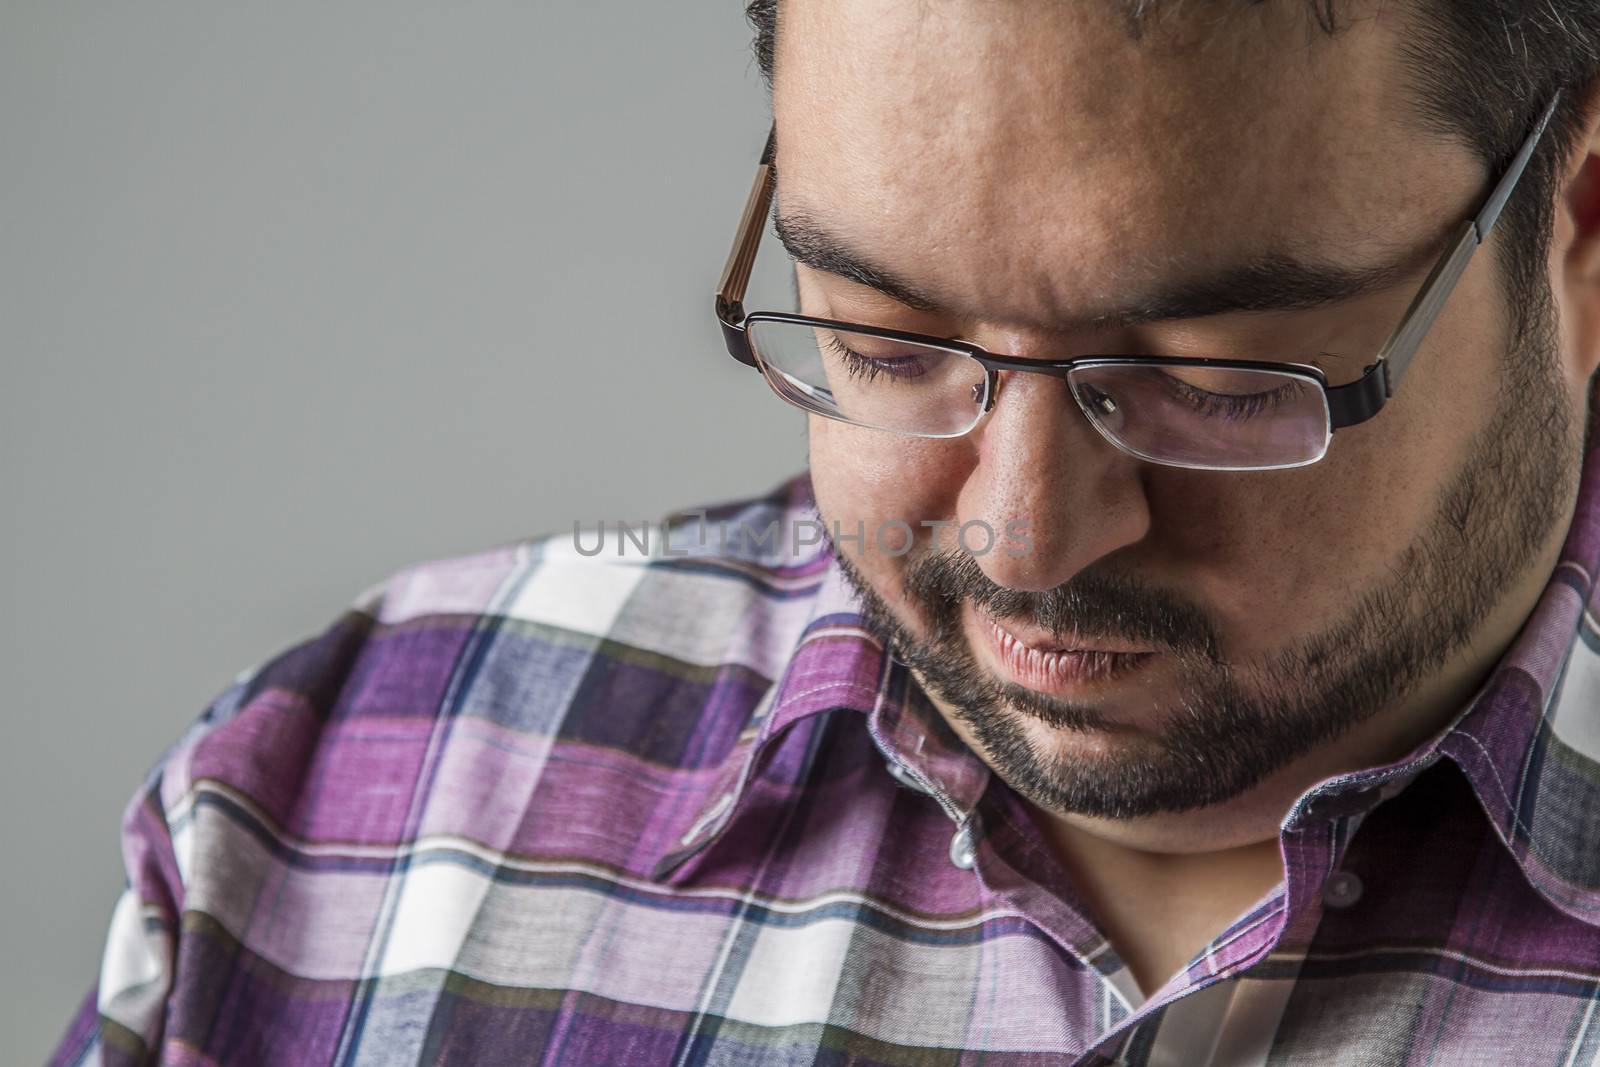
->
[743, 0, 1600, 349]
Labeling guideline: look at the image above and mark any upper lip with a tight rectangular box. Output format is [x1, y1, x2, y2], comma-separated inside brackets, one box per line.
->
[979, 609, 1154, 656]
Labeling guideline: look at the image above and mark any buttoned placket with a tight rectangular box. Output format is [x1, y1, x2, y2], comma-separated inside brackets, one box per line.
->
[705, 631, 1434, 1059]
[864, 669, 1422, 1064]
[868, 654, 993, 874]
[882, 745, 988, 872]
[1074, 763, 1436, 1064]
[653, 617, 906, 883]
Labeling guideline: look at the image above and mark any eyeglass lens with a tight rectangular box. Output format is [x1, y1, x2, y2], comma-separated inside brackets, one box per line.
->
[746, 319, 1333, 470]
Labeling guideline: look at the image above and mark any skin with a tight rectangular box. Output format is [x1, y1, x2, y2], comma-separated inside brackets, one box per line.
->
[768, 0, 1600, 997]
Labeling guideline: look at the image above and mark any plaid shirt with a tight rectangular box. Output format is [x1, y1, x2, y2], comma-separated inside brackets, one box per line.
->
[46, 446, 1600, 1066]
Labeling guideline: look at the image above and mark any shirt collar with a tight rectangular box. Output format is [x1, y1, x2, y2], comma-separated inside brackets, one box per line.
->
[1259, 412, 1600, 925]
[1396, 422, 1600, 923]
[648, 526, 893, 883]
[653, 432, 1600, 915]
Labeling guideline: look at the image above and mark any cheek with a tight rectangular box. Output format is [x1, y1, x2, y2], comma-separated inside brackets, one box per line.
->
[808, 415, 970, 567]
[1149, 402, 1461, 660]
[1180, 247, 1510, 651]
[1142, 478, 1355, 664]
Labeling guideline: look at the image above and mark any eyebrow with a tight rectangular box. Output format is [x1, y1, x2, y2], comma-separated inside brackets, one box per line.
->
[771, 209, 1445, 331]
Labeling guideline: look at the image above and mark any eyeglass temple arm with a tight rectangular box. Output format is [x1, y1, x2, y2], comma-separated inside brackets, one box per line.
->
[716, 125, 778, 367]
[1374, 92, 1561, 396]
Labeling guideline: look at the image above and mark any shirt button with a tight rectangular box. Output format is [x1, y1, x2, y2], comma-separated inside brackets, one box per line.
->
[1323, 870, 1364, 909]
[949, 818, 979, 870]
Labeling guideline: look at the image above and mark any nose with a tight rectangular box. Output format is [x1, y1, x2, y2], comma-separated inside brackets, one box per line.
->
[958, 365, 1152, 592]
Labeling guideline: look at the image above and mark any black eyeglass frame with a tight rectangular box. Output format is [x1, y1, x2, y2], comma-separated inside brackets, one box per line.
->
[714, 94, 1562, 460]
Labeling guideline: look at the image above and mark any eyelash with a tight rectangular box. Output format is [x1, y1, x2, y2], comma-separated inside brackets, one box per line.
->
[823, 327, 1334, 419]
[1161, 374, 1303, 420]
[824, 337, 930, 382]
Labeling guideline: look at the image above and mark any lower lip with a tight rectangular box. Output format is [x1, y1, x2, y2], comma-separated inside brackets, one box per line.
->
[976, 611, 1154, 694]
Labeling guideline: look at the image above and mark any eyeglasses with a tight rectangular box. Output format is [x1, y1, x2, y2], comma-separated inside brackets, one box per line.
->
[714, 94, 1561, 471]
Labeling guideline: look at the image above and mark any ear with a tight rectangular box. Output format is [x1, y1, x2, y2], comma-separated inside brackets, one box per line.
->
[1557, 82, 1600, 387]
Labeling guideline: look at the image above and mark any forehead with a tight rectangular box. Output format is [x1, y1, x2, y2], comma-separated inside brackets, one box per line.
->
[771, 0, 1478, 329]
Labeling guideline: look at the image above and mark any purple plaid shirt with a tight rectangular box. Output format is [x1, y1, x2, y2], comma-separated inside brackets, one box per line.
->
[47, 444, 1600, 1065]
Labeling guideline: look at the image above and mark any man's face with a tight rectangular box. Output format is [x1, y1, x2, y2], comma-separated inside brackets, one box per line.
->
[772, 0, 1588, 825]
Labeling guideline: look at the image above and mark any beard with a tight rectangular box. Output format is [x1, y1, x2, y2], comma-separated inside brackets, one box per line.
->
[817, 296, 1583, 820]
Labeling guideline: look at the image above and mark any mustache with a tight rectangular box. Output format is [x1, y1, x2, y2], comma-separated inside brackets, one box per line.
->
[901, 547, 1224, 665]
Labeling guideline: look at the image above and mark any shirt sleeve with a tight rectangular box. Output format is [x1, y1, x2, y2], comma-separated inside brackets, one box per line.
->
[43, 578, 390, 1067]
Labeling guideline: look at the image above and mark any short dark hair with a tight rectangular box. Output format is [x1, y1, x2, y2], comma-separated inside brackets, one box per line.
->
[743, 0, 1600, 350]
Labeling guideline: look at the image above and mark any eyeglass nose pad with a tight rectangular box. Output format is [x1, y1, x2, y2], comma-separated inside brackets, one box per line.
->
[1078, 383, 1117, 416]
[976, 368, 1002, 411]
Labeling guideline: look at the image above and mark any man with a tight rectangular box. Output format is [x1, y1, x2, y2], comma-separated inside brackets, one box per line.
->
[47, 1, 1600, 1064]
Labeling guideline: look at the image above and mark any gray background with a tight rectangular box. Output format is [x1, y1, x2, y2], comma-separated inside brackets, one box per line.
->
[1, 4, 803, 1061]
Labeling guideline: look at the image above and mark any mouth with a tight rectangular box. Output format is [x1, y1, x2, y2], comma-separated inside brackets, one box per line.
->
[973, 606, 1157, 695]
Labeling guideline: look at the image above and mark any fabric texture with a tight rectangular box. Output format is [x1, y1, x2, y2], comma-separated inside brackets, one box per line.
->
[45, 444, 1600, 1065]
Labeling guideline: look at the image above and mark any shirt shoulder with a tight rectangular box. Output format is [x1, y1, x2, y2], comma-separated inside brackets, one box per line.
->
[157, 472, 825, 884]
[62, 475, 832, 1062]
